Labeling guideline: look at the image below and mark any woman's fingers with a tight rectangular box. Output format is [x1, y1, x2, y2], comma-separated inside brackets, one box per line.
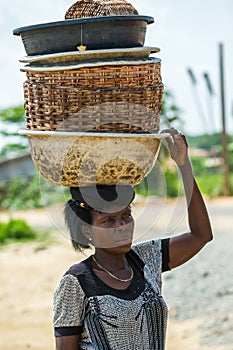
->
[161, 128, 188, 147]
[161, 128, 179, 146]
[175, 134, 188, 147]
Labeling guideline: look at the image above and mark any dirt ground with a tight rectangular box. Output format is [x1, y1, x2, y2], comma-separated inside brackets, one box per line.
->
[0, 196, 232, 350]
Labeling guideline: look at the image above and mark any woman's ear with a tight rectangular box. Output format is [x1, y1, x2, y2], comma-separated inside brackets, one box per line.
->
[81, 224, 92, 242]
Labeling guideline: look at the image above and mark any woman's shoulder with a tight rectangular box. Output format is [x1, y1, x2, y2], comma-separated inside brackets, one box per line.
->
[55, 257, 91, 296]
[131, 239, 162, 269]
[64, 256, 91, 278]
[132, 239, 162, 255]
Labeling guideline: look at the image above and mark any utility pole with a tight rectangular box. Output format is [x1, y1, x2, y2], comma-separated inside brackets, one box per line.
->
[219, 42, 230, 196]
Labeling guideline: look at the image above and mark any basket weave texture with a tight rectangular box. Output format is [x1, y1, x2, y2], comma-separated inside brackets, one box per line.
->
[23, 61, 163, 133]
[65, 0, 138, 19]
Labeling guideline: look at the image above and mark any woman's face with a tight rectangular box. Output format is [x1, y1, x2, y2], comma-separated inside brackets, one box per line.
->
[86, 205, 134, 249]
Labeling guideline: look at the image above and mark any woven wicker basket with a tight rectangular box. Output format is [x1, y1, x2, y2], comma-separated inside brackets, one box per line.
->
[23, 60, 163, 133]
[65, 0, 138, 19]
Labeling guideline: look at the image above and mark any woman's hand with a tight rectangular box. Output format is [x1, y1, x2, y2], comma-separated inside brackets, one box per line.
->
[161, 128, 189, 167]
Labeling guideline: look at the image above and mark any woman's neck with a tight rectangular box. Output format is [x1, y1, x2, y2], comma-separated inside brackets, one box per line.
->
[94, 249, 127, 270]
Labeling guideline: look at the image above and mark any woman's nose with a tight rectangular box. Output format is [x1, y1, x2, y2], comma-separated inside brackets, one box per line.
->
[115, 218, 123, 228]
[115, 218, 128, 229]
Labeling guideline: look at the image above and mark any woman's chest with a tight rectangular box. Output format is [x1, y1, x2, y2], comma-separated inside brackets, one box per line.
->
[85, 282, 167, 327]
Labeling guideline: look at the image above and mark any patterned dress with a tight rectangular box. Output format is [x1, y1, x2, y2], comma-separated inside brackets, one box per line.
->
[53, 239, 169, 349]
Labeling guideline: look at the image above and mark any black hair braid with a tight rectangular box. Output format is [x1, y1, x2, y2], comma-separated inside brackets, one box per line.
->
[64, 200, 92, 251]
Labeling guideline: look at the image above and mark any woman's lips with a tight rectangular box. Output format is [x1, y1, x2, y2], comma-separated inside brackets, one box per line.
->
[115, 237, 132, 246]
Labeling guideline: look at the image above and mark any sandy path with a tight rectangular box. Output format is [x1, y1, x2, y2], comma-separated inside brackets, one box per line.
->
[0, 197, 232, 350]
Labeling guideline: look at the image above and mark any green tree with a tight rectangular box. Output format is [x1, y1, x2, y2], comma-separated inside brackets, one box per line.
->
[0, 105, 28, 157]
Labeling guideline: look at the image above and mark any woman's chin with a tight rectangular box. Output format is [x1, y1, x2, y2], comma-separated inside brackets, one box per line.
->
[114, 241, 132, 252]
[97, 241, 132, 254]
[116, 240, 132, 248]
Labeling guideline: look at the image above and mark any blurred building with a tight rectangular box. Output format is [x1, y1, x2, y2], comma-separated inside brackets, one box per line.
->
[0, 151, 35, 182]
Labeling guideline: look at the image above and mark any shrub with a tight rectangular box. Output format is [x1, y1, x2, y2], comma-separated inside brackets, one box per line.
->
[0, 218, 36, 244]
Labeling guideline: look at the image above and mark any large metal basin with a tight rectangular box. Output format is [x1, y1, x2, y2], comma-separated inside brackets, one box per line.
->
[18, 131, 167, 186]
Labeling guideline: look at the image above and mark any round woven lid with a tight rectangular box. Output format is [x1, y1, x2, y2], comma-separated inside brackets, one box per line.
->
[65, 0, 138, 19]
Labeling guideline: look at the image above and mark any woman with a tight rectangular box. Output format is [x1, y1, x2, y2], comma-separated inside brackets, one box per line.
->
[53, 129, 213, 350]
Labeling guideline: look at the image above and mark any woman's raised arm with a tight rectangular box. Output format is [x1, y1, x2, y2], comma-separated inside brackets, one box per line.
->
[163, 128, 213, 269]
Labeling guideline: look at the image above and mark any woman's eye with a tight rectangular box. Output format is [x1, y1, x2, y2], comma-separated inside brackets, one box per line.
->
[123, 214, 132, 221]
[126, 213, 132, 218]
[102, 218, 114, 224]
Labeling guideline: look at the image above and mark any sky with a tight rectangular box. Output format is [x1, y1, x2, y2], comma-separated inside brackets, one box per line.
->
[0, 0, 233, 136]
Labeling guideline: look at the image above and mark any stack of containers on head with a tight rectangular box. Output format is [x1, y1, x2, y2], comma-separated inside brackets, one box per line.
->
[14, 0, 165, 188]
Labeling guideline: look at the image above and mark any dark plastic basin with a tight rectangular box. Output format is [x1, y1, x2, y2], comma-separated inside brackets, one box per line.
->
[13, 15, 154, 56]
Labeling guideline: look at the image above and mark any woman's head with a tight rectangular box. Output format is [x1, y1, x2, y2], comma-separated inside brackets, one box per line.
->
[64, 185, 135, 251]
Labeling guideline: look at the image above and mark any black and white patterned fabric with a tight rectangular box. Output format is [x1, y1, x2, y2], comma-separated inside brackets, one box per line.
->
[53, 240, 169, 350]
